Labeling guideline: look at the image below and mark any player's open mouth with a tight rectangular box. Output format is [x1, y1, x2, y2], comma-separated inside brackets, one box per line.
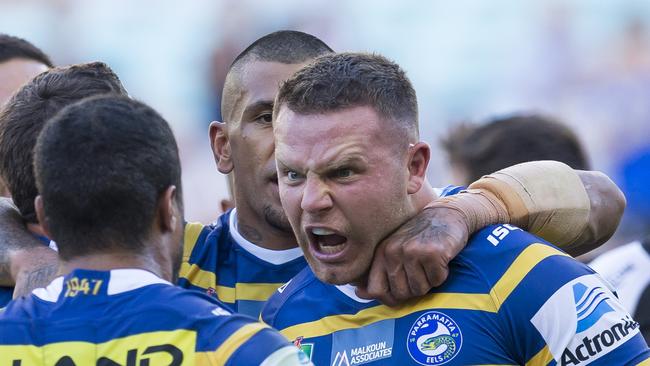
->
[307, 227, 348, 262]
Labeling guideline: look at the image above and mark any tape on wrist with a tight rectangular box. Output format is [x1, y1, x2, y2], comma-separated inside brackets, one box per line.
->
[468, 161, 590, 247]
[426, 189, 510, 235]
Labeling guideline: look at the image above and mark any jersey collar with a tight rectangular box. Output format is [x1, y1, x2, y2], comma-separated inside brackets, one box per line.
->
[229, 208, 303, 265]
[32, 268, 170, 302]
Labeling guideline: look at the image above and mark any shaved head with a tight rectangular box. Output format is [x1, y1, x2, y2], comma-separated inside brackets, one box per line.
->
[221, 30, 333, 121]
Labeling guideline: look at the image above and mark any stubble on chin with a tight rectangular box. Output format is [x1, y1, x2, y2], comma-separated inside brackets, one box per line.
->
[263, 204, 293, 233]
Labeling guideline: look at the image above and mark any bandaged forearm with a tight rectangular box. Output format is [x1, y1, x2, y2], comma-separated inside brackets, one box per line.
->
[428, 161, 590, 247]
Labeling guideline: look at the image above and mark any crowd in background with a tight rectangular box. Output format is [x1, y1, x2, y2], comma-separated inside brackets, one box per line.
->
[1, 0, 648, 254]
[1, 2, 649, 363]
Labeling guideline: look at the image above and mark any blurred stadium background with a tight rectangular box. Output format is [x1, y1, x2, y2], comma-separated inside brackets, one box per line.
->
[2, 0, 649, 258]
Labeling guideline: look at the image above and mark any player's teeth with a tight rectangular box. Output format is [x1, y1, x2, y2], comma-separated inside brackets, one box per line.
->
[318, 243, 345, 254]
[312, 228, 335, 236]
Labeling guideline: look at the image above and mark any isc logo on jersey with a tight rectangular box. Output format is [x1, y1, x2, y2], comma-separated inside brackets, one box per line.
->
[531, 274, 640, 365]
[407, 311, 462, 366]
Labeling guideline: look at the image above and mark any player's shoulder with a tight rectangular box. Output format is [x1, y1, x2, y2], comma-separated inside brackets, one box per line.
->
[184, 210, 232, 253]
[149, 283, 229, 316]
[460, 223, 563, 263]
[125, 285, 306, 364]
[169, 284, 309, 365]
[529, 271, 650, 364]
[458, 224, 578, 286]
[261, 266, 320, 328]
[0, 294, 35, 320]
[180, 211, 234, 284]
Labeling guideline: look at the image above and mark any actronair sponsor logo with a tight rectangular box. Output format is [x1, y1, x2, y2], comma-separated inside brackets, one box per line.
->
[561, 315, 639, 365]
[573, 282, 614, 333]
[531, 274, 640, 365]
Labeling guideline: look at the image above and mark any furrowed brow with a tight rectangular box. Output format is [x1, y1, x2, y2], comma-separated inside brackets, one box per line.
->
[324, 155, 367, 170]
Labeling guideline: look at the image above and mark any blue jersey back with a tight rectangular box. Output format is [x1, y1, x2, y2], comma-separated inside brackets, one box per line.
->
[0, 268, 302, 365]
[262, 225, 650, 365]
[178, 209, 307, 317]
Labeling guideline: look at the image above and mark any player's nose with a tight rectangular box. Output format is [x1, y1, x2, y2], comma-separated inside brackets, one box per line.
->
[300, 176, 333, 213]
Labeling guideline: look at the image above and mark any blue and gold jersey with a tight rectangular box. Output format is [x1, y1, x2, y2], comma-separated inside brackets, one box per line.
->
[262, 225, 650, 366]
[178, 209, 307, 317]
[178, 187, 463, 318]
[0, 268, 310, 365]
[0, 287, 12, 308]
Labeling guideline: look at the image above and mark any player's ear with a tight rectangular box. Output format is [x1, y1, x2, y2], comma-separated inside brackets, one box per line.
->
[406, 142, 431, 194]
[34, 195, 53, 239]
[209, 121, 234, 174]
[159, 185, 178, 233]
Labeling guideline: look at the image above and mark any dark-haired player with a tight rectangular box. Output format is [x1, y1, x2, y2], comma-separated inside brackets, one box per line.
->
[262, 52, 649, 365]
[0, 62, 127, 306]
[0, 34, 53, 197]
[0, 95, 309, 365]
[442, 114, 590, 184]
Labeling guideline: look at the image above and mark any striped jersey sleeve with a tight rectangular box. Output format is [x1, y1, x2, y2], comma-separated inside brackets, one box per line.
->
[189, 297, 309, 365]
[464, 224, 650, 365]
[0, 269, 310, 366]
[178, 221, 217, 293]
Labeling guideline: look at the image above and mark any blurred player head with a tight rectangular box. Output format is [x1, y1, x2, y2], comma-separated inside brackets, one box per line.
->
[0, 34, 52, 106]
[34, 95, 184, 281]
[0, 62, 127, 230]
[210, 30, 333, 247]
[0, 34, 53, 197]
[442, 114, 590, 185]
[273, 52, 430, 285]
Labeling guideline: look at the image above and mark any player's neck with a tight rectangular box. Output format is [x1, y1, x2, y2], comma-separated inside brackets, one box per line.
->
[345, 183, 440, 288]
[234, 207, 298, 251]
[413, 181, 437, 211]
[62, 251, 168, 281]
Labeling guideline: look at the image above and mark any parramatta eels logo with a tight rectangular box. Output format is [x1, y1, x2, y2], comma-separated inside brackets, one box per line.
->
[407, 311, 462, 366]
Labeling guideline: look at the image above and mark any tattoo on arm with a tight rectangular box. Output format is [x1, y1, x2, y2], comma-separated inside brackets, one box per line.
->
[13, 264, 58, 298]
[0, 198, 44, 285]
[394, 208, 462, 245]
[401, 210, 438, 242]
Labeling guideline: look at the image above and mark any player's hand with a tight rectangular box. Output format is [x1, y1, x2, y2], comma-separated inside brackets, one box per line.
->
[356, 206, 469, 306]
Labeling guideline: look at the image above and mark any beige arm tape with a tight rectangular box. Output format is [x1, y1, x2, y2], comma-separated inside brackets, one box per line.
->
[468, 160, 590, 247]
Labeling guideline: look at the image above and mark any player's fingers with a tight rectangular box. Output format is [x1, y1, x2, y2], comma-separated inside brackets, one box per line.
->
[363, 259, 389, 298]
[408, 239, 453, 288]
[386, 264, 412, 301]
[423, 255, 449, 288]
[403, 256, 433, 296]
[359, 269, 400, 307]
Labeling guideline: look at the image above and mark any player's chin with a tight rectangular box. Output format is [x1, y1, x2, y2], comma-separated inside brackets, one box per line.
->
[311, 260, 368, 285]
